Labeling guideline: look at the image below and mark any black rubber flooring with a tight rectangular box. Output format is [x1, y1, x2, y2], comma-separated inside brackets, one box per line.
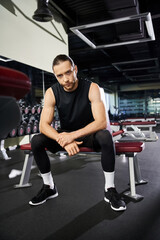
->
[0, 132, 160, 240]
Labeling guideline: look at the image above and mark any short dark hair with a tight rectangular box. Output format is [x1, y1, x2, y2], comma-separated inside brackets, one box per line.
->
[52, 54, 75, 70]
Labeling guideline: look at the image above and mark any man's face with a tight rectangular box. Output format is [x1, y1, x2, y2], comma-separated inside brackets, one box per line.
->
[53, 60, 78, 92]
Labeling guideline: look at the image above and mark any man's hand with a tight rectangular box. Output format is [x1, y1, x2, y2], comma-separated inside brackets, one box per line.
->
[64, 141, 83, 156]
[56, 132, 75, 148]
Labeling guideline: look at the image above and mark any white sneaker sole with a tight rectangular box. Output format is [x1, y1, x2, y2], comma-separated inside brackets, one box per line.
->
[104, 197, 126, 211]
[29, 192, 58, 206]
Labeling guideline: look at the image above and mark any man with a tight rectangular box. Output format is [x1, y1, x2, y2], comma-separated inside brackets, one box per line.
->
[30, 54, 126, 211]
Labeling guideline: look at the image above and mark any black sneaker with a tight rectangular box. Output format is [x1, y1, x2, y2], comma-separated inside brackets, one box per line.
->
[29, 184, 58, 206]
[104, 187, 126, 211]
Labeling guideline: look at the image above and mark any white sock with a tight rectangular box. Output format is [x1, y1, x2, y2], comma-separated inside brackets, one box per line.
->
[104, 171, 115, 192]
[41, 171, 54, 189]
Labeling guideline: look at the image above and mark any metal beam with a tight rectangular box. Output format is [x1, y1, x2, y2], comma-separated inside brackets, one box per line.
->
[70, 12, 155, 49]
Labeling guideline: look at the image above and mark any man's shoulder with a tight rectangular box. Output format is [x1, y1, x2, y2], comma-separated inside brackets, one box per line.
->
[51, 81, 59, 89]
[79, 78, 92, 87]
[80, 77, 91, 83]
[51, 82, 61, 93]
[80, 78, 99, 86]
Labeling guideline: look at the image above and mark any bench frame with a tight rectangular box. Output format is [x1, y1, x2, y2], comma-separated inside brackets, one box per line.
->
[14, 142, 146, 201]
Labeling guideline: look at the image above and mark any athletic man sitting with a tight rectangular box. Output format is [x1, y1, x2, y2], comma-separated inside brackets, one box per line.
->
[30, 54, 126, 211]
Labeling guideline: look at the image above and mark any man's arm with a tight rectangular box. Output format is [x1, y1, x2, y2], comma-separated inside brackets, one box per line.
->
[56, 83, 107, 147]
[39, 87, 82, 156]
[39, 87, 59, 140]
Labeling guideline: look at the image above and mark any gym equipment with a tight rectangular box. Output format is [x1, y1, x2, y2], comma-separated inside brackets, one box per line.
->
[14, 133, 125, 187]
[0, 140, 11, 160]
[17, 121, 27, 136]
[24, 106, 31, 115]
[111, 120, 158, 142]
[125, 117, 156, 122]
[8, 106, 41, 137]
[14, 131, 145, 201]
[9, 128, 17, 138]
[37, 105, 42, 115]
[0, 66, 31, 100]
[0, 66, 31, 140]
[31, 106, 37, 115]
[79, 143, 145, 201]
[122, 120, 157, 134]
[32, 120, 39, 133]
[25, 122, 32, 135]
[0, 97, 21, 140]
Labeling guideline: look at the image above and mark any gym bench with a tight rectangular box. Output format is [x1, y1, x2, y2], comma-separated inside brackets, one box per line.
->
[15, 137, 145, 201]
[111, 121, 158, 142]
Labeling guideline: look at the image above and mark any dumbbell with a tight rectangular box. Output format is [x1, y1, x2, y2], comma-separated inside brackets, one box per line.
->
[25, 121, 32, 135]
[24, 105, 31, 115]
[31, 105, 37, 115]
[32, 120, 39, 133]
[17, 121, 27, 136]
[37, 105, 42, 115]
[29, 118, 39, 133]
[9, 128, 17, 138]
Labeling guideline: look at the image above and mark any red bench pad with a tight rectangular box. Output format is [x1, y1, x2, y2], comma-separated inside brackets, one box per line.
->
[115, 142, 144, 153]
[111, 121, 156, 126]
[79, 142, 144, 153]
[121, 121, 156, 125]
[20, 143, 32, 150]
[20, 131, 124, 151]
[20, 141, 144, 154]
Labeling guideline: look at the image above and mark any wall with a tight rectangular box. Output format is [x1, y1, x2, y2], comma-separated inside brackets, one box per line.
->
[0, 0, 68, 72]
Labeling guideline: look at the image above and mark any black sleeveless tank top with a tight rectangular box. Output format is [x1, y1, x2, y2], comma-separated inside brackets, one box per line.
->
[51, 79, 94, 131]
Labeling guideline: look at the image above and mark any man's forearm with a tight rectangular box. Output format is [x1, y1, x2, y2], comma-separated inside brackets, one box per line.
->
[56, 120, 106, 148]
[40, 123, 59, 141]
[72, 119, 107, 140]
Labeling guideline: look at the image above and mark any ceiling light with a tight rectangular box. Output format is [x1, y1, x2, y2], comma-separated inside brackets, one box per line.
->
[32, 0, 53, 22]
[112, 58, 159, 71]
[70, 12, 155, 49]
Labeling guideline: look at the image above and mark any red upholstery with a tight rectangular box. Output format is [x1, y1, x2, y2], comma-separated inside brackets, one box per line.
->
[115, 142, 144, 153]
[110, 122, 120, 126]
[121, 121, 156, 125]
[20, 141, 144, 154]
[0, 66, 31, 100]
[111, 121, 156, 126]
[127, 117, 154, 120]
[20, 131, 124, 151]
[80, 142, 145, 153]
[79, 147, 93, 152]
[20, 143, 32, 150]
[112, 130, 124, 136]
[20, 143, 48, 151]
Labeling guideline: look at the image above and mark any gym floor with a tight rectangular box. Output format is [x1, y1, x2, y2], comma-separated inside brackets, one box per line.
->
[0, 131, 160, 240]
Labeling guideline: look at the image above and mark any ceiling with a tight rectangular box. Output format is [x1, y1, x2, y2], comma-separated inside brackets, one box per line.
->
[48, 0, 160, 92]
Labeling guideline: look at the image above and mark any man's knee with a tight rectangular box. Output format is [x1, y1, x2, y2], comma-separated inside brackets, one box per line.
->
[31, 134, 44, 151]
[96, 130, 113, 147]
[97, 129, 112, 140]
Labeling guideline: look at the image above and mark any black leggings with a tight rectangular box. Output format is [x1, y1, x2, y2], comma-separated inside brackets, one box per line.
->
[31, 129, 115, 174]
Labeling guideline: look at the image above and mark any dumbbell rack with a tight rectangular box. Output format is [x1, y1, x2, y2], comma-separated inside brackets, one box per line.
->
[8, 103, 42, 138]
[0, 103, 60, 160]
[0, 102, 42, 160]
